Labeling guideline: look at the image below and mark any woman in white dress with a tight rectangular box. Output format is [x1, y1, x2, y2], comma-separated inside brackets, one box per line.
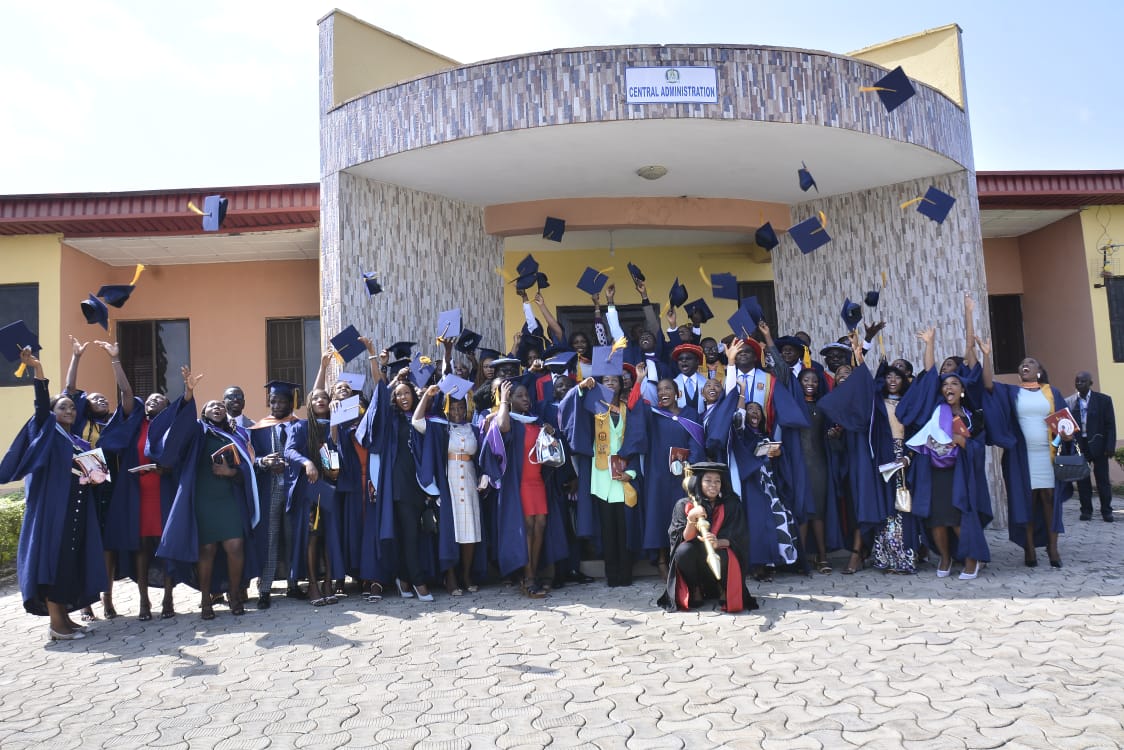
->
[413, 386, 483, 595]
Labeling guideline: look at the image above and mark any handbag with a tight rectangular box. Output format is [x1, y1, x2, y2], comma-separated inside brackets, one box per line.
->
[894, 469, 912, 514]
[1054, 443, 1090, 483]
[528, 428, 566, 467]
[420, 496, 439, 535]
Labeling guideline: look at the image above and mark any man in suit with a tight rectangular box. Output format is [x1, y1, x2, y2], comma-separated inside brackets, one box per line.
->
[1067, 372, 1117, 522]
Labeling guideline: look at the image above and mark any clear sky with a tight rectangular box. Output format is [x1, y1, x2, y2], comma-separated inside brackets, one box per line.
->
[1, 0, 1120, 194]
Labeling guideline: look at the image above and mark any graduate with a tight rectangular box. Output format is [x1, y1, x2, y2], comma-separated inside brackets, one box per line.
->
[670, 343, 708, 413]
[630, 362, 706, 574]
[0, 344, 109, 640]
[247, 380, 302, 607]
[95, 340, 178, 620]
[149, 365, 261, 619]
[657, 462, 757, 613]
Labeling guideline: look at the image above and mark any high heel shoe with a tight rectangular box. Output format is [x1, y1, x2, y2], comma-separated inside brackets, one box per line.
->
[1050, 558, 1063, 569]
[936, 562, 952, 578]
[413, 585, 435, 602]
[396, 579, 415, 598]
[48, 627, 86, 641]
[958, 563, 979, 580]
[842, 549, 863, 575]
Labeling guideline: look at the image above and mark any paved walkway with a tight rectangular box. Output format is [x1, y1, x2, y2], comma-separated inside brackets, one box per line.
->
[1, 503, 1122, 749]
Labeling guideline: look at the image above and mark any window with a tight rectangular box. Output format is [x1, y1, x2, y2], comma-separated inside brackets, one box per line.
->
[0, 283, 38, 387]
[987, 294, 1026, 374]
[555, 303, 656, 345]
[117, 320, 190, 399]
[1106, 278, 1124, 363]
[737, 281, 779, 332]
[267, 317, 321, 391]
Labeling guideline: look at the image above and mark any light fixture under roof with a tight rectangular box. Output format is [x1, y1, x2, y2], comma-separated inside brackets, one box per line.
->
[636, 165, 668, 180]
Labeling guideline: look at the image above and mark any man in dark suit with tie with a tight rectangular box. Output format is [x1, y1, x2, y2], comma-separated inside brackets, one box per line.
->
[1067, 372, 1117, 522]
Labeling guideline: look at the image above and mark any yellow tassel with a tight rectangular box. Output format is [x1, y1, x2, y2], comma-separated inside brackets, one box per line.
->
[802, 348, 811, 369]
[609, 336, 628, 358]
[187, 201, 205, 216]
[858, 86, 893, 93]
[128, 264, 145, 286]
[494, 267, 514, 283]
[419, 355, 432, 366]
[881, 271, 887, 288]
[597, 266, 614, 277]
[333, 351, 343, 365]
[818, 210, 828, 228]
[698, 266, 712, 287]
[899, 197, 925, 210]
[14, 362, 26, 378]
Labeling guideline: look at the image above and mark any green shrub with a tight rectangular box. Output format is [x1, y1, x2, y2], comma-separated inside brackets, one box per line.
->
[1115, 447, 1124, 472]
[0, 493, 25, 567]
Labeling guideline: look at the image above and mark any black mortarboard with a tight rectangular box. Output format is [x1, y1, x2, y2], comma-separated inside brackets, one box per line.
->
[516, 332, 548, 363]
[755, 223, 779, 251]
[862, 66, 916, 113]
[362, 271, 383, 296]
[740, 295, 766, 326]
[576, 267, 611, 296]
[590, 345, 624, 378]
[330, 325, 365, 363]
[709, 272, 739, 301]
[455, 329, 482, 353]
[684, 299, 714, 324]
[789, 214, 831, 255]
[436, 308, 462, 340]
[864, 290, 880, 307]
[438, 373, 473, 401]
[476, 347, 503, 363]
[916, 186, 956, 224]
[544, 351, 577, 374]
[97, 285, 134, 308]
[727, 306, 756, 339]
[627, 262, 645, 282]
[774, 335, 806, 353]
[820, 342, 851, 358]
[515, 271, 549, 292]
[81, 294, 109, 330]
[516, 254, 539, 277]
[543, 217, 565, 243]
[0, 320, 41, 362]
[201, 195, 228, 232]
[841, 298, 863, 331]
[265, 380, 301, 408]
[388, 341, 416, 360]
[797, 162, 817, 193]
[669, 278, 688, 308]
[386, 358, 411, 378]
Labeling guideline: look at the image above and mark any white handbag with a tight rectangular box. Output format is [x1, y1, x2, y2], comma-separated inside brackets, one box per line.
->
[528, 429, 566, 467]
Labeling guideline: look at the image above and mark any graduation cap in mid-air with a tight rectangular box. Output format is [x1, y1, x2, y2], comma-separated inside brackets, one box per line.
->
[455, 329, 482, 354]
[188, 195, 229, 232]
[841, 298, 863, 332]
[860, 65, 917, 113]
[94, 264, 145, 309]
[0, 319, 41, 377]
[788, 212, 831, 255]
[627, 262, 645, 282]
[330, 325, 365, 363]
[902, 186, 956, 225]
[436, 308, 462, 341]
[754, 223, 779, 251]
[797, 162, 817, 193]
[576, 266, 611, 296]
[80, 294, 109, 330]
[543, 217, 565, 242]
[684, 299, 714, 325]
[362, 271, 383, 296]
[864, 290, 880, 307]
[669, 278, 689, 309]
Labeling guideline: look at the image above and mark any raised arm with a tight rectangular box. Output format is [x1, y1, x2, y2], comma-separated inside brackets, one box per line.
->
[963, 295, 978, 368]
[534, 292, 564, 344]
[850, 330, 865, 368]
[635, 279, 661, 341]
[495, 380, 513, 433]
[65, 335, 88, 396]
[313, 348, 332, 392]
[360, 336, 385, 385]
[976, 336, 994, 392]
[181, 365, 204, 403]
[22, 348, 50, 425]
[591, 292, 608, 346]
[919, 327, 936, 372]
[94, 340, 135, 416]
[413, 384, 439, 432]
[758, 320, 788, 385]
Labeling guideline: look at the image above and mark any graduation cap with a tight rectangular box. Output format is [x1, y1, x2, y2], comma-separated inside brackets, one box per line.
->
[902, 186, 956, 225]
[476, 347, 503, 363]
[96, 285, 133, 308]
[840, 297, 863, 332]
[864, 290, 880, 307]
[582, 382, 618, 415]
[728, 296, 765, 338]
[684, 299, 714, 324]
[386, 358, 411, 379]
[627, 262, 645, 282]
[80, 293, 109, 330]
[797, 162, 817, 193]
[516, 332, 549, 363]
[860, 65, 916, 113]
[438, 373, 473, 401]
[544, 351, 577, 374]
[820, 342, 851, 358]
[788, 212, 831, 255]
[543, 217, 565, 243]
[362, 271, 383, 296]
[410, 355, 436, 387]
[669, 278, 688, 308]
[388, 341, 416, 360]
[330, 325, 365, 363]
[576, 266, 611, 296]
[265, 380, 301, 408]
[455, 329, 481, 354]
[516, 254, 539, 277]
[755, 223, 779, 251]
[590, 345, 624, 378]
[774, 335, 806, 354]
[188, 195, 229, 232]
[336, 372, 365, 392]
[515, 271, 549, 292]
[0, 320, 41, 376]
[711, 272, 739, 301]
[436, 308, 462, 340]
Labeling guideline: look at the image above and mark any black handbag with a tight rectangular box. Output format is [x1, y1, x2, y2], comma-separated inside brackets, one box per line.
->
[420, 496, 439, 535]
[1054, 443, 1090, 483]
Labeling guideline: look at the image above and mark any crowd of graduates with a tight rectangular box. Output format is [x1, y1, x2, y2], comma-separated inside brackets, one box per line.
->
[0, 272, 1089, 640]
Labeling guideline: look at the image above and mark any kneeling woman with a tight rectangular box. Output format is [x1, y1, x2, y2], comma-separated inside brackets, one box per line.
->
[150, 367, 260, 618]
[658, 463, 758, 612]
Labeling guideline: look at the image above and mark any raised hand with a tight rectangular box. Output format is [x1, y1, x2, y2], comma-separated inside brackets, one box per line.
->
[918, 327, 936, 345]
[534, 292, 545, 306]
[579, 376, 596, 390]
[605, 283, 616, 305]
[70, 335, 88, 358]
[182, 365, 204, 397]
[634, 279, 647, 297]
[94, 340, 120, 358]
[20, 346, 42, 375]
[359, 336, 376, 354]
[591, 293, 601, 307]
[499, 380, 513, 405]
[425, 385, 441, 398]
[757, 320, 772, 342]
[975, 336, 992, 357]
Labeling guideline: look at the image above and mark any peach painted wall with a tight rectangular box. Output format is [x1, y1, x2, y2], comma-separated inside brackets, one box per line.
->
[982, 237, 1024, 295]
[1017, 214, 1097, 391]
[59, 245, 320, 420]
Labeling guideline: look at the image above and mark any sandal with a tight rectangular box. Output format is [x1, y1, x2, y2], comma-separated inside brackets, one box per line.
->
[80, 608, 96, 622]
[842, 550, 863, 576]
[815, 558, 833, 575]
[525, 583, 547, 599]
[138, 604, 152, 622]
[311, 596, 331, 607]
[230, 597, 245, 616]
[365, 582, 384, 602]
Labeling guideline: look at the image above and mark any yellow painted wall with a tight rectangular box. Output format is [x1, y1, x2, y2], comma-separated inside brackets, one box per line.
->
[0, 234, 62, 452]
[849, 24, 965, 109]
[1084, 205, 1124, 445]
[501, 243, 774, 347]
[329, 11, 458, 108]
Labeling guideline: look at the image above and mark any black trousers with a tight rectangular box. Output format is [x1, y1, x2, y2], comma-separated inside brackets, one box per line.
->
[596, 497, 632, 586]
[1077, 455, 1114, 516]
[671, 540, 729, 600]
[394, 494, 425, 586]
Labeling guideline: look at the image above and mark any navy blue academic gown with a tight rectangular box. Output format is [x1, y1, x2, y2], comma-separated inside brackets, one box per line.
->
[248, 417, 301, 582]
[633, 401, 706, 554]
[282, 420, 346, 582]
[148, 397, 261, 593]
[0, 379, 109, 614]
[982, 381, 1068, 551]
